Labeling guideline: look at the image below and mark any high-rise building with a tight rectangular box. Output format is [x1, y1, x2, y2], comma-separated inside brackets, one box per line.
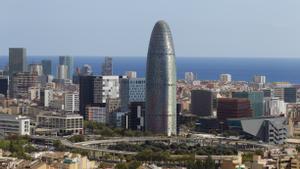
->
[191, 90, 213, 117]
[101, 56, 113, 75]
[79, 75, 122, 118]
[29, 63, 43, 76]
[232, 91, 264, 117]
[217, 98, 252, 121]
[64, 92, 79, 112]
[120, 78, 145, 111]
[41, 60, 52, 75]
[40, 89, 53, 107]
[9, 48, 27, 76]
[220, 74, 232, 83]
[145, 20, 177, 136]
[59, 56, 73, 79]
[284, 87, 297, 103]
[0, 76, 9, 97]
[185, 72, 195, 84]
[57, 65, 68, 80]
[11, 72, 39, 98]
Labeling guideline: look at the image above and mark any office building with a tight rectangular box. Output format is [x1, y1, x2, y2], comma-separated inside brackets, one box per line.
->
[57, 65, 68, 80]
[79, 75, 122, 117]
[111, 111, 127, 128]
[227, 116, 288, 144]
[85, 104, 107, 123]
[185, 72, 195, 84]
[120, 78, 145, 111]
[125, 71, 137, 78]
[191, 90, 213, 117]
[59, 56, 73, 79]
[41, 59, 52, 75]
[232, 91, 264, 117]
[64, 92, 79, 112]
[145, 20, 177, 136]
[11, 72, 39, 98]
[128, 102, 145, 131]
[0, 76, 9, 97]
[40, 89, 53, 107]
[29, 63, 43, 76]
[36, 113, 83, 135]
[217, 98, 252, 121]
[101, 56, 113, 75]
[274, 88, 284, 100]
[0, 114, 30, 135]
[284, 87, 297, 103]
[220, 74, 232, 83]
[8, 48, 27, 76]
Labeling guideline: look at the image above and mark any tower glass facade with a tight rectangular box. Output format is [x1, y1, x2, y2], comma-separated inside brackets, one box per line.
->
[145, 20, 177, 136]
[59, 56, 73, 79]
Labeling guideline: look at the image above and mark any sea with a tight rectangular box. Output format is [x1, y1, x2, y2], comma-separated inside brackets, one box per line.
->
[0, 56, 300, 83]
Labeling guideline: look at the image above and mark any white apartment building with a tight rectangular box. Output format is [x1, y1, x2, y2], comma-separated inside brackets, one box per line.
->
[42, 89, 53, 107]
[93, 76, 120, 103]
[64, 92, 79, 112]
[0, 114, 30, 136]
[253, 75, 266, 84]
[220, 74, 232, 83]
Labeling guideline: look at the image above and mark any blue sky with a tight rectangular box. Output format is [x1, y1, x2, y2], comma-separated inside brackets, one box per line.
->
[0, 0, 300, 57]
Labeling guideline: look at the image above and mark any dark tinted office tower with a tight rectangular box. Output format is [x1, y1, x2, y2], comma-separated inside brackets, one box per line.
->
[79, 76, 95, 117]
[145, 20, 177, 136]
[101, 56, 113, 75]
[217, 98, 252, 121]
[9, 48, 27, 76]
[191, 90, 213, 117]
[0, 76, 9, 97]
[41, 60, 52, 75]
[59, 56, 73, 79]
[232, 91, 264, 117]
[129, 102, 145, 131]
[284, 87, 297, 103]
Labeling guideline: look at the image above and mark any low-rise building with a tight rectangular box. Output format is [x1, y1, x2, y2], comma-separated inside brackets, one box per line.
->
[0, 113, 30, 136]
[36, 112, 83, 135]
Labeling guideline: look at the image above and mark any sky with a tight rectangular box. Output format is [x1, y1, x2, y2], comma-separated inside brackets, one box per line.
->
[0, 0, 300, 57]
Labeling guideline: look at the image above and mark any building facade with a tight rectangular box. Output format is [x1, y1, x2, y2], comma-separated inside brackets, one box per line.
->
[64, 92, 79, 112]
[41, 59, 52, 75]
[59, 56, 74, 79]
[120, 78, 145, 111]
[145, 20, 177, 136]
[101, 56, 113, 76]
[217, 98, 252, 121]
[0, 114, 30, 136]
[0, 76, 9, 97]
[284, 87, 297, 103]
[36, 113, 83, 135]
[11, 72, 39, 98]
[191, 90, 213, 117]
[232, 91, 264, 117]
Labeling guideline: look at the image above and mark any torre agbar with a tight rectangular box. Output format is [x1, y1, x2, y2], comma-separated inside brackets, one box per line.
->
[145, 20, 177, 136]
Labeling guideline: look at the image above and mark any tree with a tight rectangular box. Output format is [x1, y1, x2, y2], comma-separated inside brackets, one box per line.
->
[115, 163, 128, 169]
[128, 161, 141, 169]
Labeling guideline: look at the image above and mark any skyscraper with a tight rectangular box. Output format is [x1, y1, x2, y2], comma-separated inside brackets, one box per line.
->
[9, 48, 27, 76]
[59, 56, 73, 79]
[101, 56, 113, 75]
[41, 60, 52, 75]
[191, 90, 213, 117]
[145, 20, 177, 136]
